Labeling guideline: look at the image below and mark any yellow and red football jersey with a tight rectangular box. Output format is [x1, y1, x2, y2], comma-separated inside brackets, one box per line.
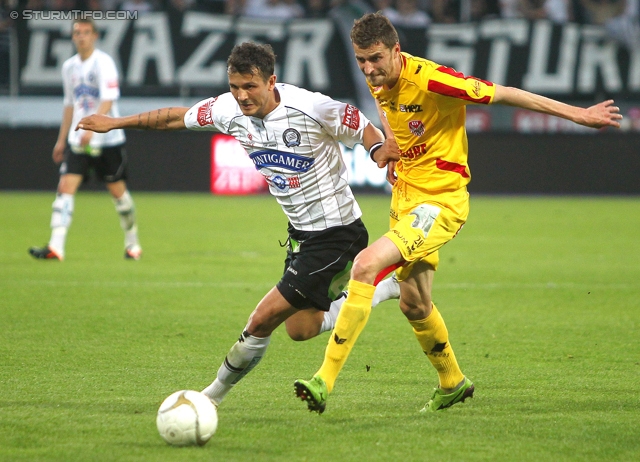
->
[370, 52, 496, 193]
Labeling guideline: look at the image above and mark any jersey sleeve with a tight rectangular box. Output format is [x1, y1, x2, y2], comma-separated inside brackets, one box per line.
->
[313, 94, 371, 149]
[426, 65, 495, 107]
[98, 54, 120, 101]
[62, 61, 73, 107]
[184, 97, 223, 132]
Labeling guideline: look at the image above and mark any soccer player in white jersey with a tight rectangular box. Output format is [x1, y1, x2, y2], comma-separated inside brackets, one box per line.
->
[29, 19, 141, 261]
[77, 42, 401, 407]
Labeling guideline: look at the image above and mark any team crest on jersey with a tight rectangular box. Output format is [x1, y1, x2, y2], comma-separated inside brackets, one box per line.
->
[342, 104, 360, 130]
[408, 120, 425, 137]
[268, 174, 301, 192]
[197, 98, 217, 126]
[282, 128, 301, 147]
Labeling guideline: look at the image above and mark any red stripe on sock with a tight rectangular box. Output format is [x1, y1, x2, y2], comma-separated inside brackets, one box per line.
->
[374, 262, 404, 286]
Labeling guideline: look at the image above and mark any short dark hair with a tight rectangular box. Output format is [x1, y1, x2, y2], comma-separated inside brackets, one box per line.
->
[227, 42, 276, 82]
[350, 12, 399, 50]
[72, 18, 97, 34]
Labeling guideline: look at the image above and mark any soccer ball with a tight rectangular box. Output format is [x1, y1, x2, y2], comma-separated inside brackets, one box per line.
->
[156, 390, 218, 446]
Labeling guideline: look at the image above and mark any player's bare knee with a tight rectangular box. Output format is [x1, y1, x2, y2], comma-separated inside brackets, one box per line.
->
[399, 298, 432, 321]
[351, 252, 379, 283]
[285, 326, 313, 342]
[57, 182, 78, 195]
[244, 316, 276, 338]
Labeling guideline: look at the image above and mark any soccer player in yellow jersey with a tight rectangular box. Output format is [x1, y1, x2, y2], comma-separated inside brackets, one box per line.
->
[295, 12, 623, 414]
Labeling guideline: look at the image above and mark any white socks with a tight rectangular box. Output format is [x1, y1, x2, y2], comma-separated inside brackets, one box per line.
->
[46, 190, 140, 257]
[113, 190, 139, 248]
[372, 275, 401, 307]
[319, 294, 343, 334]
[201, 331, 270, 406]
[201, 277, 401, 407]
[319, 275, 401, 334]
[49, 193, 74, 256]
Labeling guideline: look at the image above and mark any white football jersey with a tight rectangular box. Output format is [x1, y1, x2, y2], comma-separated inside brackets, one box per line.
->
[184, 84, 370, 231]
[62, 49, 125, 149]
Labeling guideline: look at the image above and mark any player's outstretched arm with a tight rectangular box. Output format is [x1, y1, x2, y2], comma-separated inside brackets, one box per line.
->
[76, 107, 190, 133]
[492, 85, 622, 129]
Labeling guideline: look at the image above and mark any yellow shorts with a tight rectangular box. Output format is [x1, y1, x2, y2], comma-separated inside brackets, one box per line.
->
[385, 181, 469, 280]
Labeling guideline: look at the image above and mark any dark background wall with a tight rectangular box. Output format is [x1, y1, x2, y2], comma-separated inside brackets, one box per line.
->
[1, 129, 638, 194]
[466, 134, 640, 194]
[1, 129, 212, 192]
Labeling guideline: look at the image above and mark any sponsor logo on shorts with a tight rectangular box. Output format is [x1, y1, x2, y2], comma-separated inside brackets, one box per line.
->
[282, 128, 301, 147]
[342, 104, 360, 130]
[410, 236, 425, 253]
[391, 229, 424, 255]
[408, 120, 425, 137]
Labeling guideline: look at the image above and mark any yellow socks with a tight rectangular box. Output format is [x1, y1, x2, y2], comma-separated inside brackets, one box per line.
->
[409, 305, 465, 390]
[316, 280, 375, 393]
[314, 284, 464, 393]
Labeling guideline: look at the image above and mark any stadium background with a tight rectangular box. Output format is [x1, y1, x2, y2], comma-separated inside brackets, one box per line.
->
[1, 7, 638, 193]
[1, 7, 639, 460]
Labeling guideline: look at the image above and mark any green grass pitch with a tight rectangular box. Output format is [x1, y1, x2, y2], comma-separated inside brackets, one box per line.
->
[1, 191, 639, 461]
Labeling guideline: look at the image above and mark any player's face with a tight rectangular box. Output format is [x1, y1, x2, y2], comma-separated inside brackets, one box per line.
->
[353, 42, 402, 88]
[228, 71, 278, 119]
[72, 23, 98, 55]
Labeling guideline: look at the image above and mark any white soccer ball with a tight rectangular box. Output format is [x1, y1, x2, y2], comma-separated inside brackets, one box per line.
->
[156, 390, 218, 446]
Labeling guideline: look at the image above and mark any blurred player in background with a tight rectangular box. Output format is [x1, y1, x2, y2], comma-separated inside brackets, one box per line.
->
[29, 18, 141, 261]
[76, 42, 401, 407]
[295, 12, 623, 414]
